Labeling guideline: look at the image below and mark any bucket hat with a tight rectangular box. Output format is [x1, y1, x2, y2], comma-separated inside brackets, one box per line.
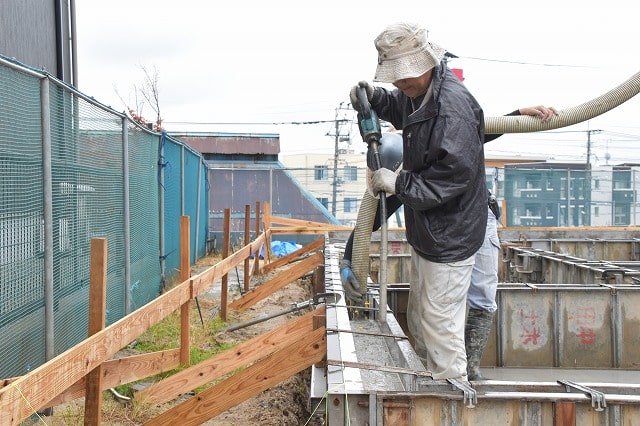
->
[374, 22, 447, 83]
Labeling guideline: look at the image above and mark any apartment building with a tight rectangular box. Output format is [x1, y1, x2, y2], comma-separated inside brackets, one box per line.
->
[504, 163, 640, 227]
[280, 152, 547, 227]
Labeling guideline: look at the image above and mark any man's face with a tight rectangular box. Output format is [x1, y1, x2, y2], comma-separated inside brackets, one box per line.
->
[392, 69, 433, 99]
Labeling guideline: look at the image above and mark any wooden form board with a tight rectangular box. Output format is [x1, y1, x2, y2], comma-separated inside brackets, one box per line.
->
[143, 326, 326, 426]
[45, 350, 181, 408]
[136, 307, 326, 405]
[228, 251, 324, 311]
[0, 282, 191, 424]
[0, 204, 339, 424]
[268, 215, 350, 230]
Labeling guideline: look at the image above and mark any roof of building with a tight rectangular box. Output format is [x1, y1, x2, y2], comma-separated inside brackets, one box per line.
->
[170, 132, 280, 155]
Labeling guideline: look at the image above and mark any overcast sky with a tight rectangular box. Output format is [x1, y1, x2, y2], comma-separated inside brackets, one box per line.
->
[75, 1, 639, 165]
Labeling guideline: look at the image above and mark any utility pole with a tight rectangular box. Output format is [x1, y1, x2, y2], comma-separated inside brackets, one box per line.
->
[328, 103, 351, 218]
[584, 129, 601, 227]
[586, 129, 602, 170]
[332, 113, 339, 217]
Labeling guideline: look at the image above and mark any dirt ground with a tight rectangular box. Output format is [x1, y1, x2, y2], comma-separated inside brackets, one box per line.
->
[198, 260, 325, 426]
[35, 254, 326, 426]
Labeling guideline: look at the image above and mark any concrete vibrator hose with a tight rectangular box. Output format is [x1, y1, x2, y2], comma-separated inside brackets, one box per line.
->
[351, 70, 640, 299]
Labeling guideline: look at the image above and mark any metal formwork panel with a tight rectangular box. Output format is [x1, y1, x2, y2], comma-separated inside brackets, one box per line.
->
[382, 283, 640, 371]
[496, 286, 556, 367]
[505, 246, 640, 285]
[512, 238, 640, 262]
[368, 230, 410, 253]
[498, 287, 617, 368]
[368, 232, 412, 285]
[492, 284, 640, 369]
[549, 238, 640, 261]
[369, 253, 411, 284]
[401, 393, 640, 425]
[497, 228, 640, 245]
[316, 239, 640, 425]
[408, 398, 553, 425]
[558, 290, 613, 367]
[619, 290, 640, 368]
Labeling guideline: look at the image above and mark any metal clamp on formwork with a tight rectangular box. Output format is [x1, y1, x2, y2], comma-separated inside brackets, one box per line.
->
[558, 379, 606, 411]
[314, 292, 341, 305]
[447, 378, 477, 408]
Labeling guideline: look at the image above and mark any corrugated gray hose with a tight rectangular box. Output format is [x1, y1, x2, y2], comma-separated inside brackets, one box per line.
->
[351, 70, 640, 292]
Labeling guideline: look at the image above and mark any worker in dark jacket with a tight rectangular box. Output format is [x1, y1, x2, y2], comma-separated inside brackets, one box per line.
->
[341, 100, 558, 381]
[349, 21, 494, 380]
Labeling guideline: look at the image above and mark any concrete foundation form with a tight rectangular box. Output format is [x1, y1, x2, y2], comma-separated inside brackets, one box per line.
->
[311, 229, 640, 424]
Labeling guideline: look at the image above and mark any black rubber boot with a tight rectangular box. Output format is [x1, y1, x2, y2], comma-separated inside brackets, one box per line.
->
[465, 308, 494, 381]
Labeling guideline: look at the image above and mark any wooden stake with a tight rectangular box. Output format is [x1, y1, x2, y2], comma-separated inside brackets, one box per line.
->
[252, 201, 261, 275]
[84, 238, 107, 426]
[180, 216, 191, 367]
[243, 204, 251, 293]
[262, 201, 272, 264]
[220, 208, 230, 321]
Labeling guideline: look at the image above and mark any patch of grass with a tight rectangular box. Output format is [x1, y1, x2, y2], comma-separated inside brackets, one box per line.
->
[133, 299, 230, 352]
[103, 299, 237, 407]
[45, 251, 314, 424]
[133, 312, 181, 353]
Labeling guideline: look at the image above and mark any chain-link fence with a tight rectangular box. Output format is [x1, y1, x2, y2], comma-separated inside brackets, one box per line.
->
[0, 55, 208, 378]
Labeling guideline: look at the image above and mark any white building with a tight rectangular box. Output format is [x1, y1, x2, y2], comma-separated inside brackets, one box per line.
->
[280, 151, 405, 227]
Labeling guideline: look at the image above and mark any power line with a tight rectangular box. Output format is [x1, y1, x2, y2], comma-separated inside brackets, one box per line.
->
[460, 56, 594, 68]
[163, 119, 349, 126]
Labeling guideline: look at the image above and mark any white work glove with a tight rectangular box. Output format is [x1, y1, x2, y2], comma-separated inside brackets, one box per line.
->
[370, 168, 397, 195]
[366, 168, 379, 198]
[349, 81, 376, 111]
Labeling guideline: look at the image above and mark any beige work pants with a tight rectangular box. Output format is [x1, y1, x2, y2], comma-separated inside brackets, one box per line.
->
[407, 247, 474, 380]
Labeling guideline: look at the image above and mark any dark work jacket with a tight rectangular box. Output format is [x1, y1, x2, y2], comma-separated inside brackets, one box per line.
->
[343, 112, 521, 263]
[370, 61, 487, 263]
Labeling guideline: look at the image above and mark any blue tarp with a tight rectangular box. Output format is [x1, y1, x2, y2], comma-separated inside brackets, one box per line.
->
[259, 240, 302, 258]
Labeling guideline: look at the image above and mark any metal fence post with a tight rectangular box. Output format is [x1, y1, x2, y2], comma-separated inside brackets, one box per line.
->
[159, 133, 166, 291]
[194, 157, 202, 261]
[122, 118, 132, 314]
[40, 77, 55, 362]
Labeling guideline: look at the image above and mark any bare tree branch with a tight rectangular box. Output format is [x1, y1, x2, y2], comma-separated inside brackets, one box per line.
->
[139, 65, 162, 130]
[116, 65, 163, 130]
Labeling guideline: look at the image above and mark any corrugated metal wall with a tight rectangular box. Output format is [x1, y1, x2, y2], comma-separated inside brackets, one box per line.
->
[207, 165, 338, 249]
[0, 1, 73, 83]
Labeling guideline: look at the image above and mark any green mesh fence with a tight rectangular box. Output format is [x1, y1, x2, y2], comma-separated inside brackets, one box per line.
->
[181, 141, 208, 263]
[0, 58, 46, 376]
[159, 134, 208, 287]
[160, 135, 182, 283]
[0, 56, 208, 378]
[127, 127, 161, 307]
